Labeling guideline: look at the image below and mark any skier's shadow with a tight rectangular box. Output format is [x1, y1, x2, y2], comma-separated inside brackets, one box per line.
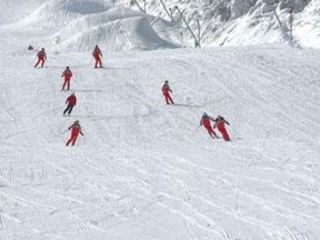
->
[75, 89, 104, 93]
[102, 67, 131, 70]
[70, 115, 105, 120]
[45, 66, 65, 69]
[173, 103, 203, 108]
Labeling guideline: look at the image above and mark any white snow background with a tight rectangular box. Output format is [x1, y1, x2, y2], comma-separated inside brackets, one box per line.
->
[0, 0, 319, 240]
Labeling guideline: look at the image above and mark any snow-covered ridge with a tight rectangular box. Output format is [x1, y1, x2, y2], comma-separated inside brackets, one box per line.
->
[15, 0, 181, 51]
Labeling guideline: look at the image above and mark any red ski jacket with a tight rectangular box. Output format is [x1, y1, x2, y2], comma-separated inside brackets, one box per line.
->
[62, 70, 73, 80]
[162, 84, 172, 95]
[69, 123, 83, 135]
[66, 95, 77, 106]
[214, 117, 230, 130]
[200, 116, 215, 128]
[37, 50, 46, 59]
[92, 48, 102, 58]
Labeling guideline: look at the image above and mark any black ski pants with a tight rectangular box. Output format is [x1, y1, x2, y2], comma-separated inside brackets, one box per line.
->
[63, 105, 74, 115]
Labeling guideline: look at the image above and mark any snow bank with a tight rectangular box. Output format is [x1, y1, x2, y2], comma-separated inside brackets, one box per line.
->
[17, 0, 180, 52]
[52, 7, 178, 52]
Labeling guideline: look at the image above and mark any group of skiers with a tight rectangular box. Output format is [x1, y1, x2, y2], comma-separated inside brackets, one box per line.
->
[32, 45, 231, 146]
[161, 81, 231, 141]
[33, 45, 104, 146]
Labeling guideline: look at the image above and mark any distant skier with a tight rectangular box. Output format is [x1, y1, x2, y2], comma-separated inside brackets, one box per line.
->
[66, 120, 84, 146]
[61, 66, 73, 91]
[34, 48, 47, 68]
[214, 115, 230, 141]
[162, 80, 174, 105]
[63, 92, 77, 116]
[200, 112, 218, 139]
[92, 45, 103, 68]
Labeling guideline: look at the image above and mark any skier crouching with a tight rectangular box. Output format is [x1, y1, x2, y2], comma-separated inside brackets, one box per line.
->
[200, 112, 218, 139]
[66, 120, 84, 146]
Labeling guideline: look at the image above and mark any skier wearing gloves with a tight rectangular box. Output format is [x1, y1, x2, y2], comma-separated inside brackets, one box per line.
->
[63, 92, 77, 116]
[214, 115, 231, 141]
[92, 45, 103, 68]
[200, 112, 218, 139]
[34, 48, 46, 68]
[162, 80, 174, 105]
[61, 66, 73, 91]
[66, 120, 84, 146]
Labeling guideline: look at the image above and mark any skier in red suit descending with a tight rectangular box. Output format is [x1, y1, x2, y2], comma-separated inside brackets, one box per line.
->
[61, 66, 73, 91]
[34, 48, 46, 68]
[200, 112, 218, 139]
[162, 80, 174, 105]
[214, 115, 231, 141]
[92, 45, 103, 68]
[63, 93, 77, 116]
[66, 120, 84, 146]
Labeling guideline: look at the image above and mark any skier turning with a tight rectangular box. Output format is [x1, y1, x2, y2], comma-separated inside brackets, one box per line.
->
[66, 120, 84, 146]
[34, 48, 46, 68]
[63, 93, 77, 116]
[162, 80, 174, 105]
[200, 112, 218, 139]
[214, 115, 231, 141]
[61, 66, 73, 91]
[92, 45, 103, 68]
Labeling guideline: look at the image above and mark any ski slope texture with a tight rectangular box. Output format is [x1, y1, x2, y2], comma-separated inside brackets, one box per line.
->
[0, 1, 320, 240]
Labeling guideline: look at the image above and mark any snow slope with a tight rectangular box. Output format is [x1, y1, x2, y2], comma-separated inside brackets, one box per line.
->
[1, 1, 320, 240]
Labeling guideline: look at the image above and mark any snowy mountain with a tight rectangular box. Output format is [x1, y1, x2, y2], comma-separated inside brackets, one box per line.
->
[127, 0, 320, 48]
[1, 0, 181, 52]
[0, 0, 320, 240]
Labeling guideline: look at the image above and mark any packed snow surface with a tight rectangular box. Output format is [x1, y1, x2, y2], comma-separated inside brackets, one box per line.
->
[0, 0, 320, 240]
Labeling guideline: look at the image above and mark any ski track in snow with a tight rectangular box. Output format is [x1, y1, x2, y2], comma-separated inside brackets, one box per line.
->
[0, 5, 320, 240]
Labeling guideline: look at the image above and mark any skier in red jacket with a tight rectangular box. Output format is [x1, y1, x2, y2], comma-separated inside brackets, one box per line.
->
[162, 80, 174, 105]
[214, 115, 230, 141]
[63, 93, 77, 116]
[34, 48, 47, 68]
[66, 120, 84, 146]
[61, 66, 73, 91]
[92, 45, 103, 68]
[200, 112, 218, 139]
